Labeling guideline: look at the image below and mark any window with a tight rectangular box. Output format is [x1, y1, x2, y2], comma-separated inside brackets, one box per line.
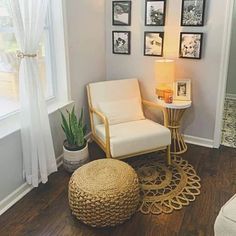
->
[0, 0, 55, 118]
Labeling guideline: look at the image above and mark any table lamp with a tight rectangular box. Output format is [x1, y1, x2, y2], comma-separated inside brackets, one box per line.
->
[155, 59, 175, 101]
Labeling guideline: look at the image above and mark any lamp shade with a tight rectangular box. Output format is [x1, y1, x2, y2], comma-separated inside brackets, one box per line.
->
[155, 59, 175, 89]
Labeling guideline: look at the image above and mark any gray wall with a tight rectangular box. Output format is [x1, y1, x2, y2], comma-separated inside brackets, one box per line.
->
[0, 109, 68, 201]
[106, 0, 226, 140]
[0, 131, 23, 201]
[66, 0, 106, 126]
[226, 1, 236, 95]
[0, 0, 106, 202]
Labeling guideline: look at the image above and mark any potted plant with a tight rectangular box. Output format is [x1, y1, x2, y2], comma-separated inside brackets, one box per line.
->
[60, 106, 89, 172]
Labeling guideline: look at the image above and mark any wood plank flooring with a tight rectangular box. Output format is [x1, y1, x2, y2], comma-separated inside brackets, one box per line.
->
[0, 143, 236, 236]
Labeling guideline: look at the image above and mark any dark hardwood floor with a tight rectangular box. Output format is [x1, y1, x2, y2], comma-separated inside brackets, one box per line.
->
[0, 143, 236, 236]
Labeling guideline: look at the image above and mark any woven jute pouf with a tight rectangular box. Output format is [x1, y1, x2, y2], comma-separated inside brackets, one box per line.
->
[68, 158, 140, 227]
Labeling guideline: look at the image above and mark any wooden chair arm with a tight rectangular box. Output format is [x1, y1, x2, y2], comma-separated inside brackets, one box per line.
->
[142, 99, 168, 127]
[90, 108, 109, 125]
[89, 107, 111, 155]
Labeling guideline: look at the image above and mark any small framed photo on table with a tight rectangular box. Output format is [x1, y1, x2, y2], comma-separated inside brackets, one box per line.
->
[174, 80, 191, 101]
[179, 32, 203, 59]
[144, 32, 164, 57]
[145, 0, 166, 26]
[112, 1, 132, 26]
[112, 31, 131, 55]
[181, 0, 206, 26]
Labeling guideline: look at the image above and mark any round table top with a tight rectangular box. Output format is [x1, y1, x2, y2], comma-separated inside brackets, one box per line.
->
[156, 99, 192, 109]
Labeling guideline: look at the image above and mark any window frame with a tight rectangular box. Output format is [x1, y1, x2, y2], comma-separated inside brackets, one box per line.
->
[0, 0, 71, 138]
[0, 0, 57, 120]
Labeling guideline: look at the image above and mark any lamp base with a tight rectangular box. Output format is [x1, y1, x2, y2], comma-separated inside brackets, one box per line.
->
[155, 88, 173, 103]
[155, 88, 165, 100]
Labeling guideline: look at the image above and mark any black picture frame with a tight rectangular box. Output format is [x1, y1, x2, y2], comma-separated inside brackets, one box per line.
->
[145, 0, 166, 26]
[144, 31, 164, 57]
[181, 0, 206, 26]
[112, 1, 132, 26]
[112, 31, 131, 55]
[179, 32, 203, 59]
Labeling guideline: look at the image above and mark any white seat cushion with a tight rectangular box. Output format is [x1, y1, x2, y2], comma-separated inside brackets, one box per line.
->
[95, 119, 171, 158]
[215, 194, 236, 236]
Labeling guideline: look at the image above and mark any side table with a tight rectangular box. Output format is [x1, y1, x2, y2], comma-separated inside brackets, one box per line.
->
[157, 100, 192, 155]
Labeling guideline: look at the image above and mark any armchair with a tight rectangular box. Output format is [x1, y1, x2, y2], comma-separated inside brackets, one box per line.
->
[87, 78, 171, 165]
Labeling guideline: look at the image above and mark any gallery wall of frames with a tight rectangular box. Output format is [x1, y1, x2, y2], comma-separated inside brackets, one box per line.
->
[112, 0, 206, 59]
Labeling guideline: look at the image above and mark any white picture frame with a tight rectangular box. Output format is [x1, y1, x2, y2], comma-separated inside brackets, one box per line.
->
[174, 80, 191, 101]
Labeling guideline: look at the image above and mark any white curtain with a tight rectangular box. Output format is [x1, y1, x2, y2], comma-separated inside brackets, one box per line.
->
[9, 0, 57, 187]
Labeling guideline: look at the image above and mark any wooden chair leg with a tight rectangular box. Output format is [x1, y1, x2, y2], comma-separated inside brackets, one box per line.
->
[106, 147, 111, 158]
[167, 145, 171, 166]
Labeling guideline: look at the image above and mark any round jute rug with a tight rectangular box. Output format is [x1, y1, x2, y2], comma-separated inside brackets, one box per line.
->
[128, 154, 201, 215]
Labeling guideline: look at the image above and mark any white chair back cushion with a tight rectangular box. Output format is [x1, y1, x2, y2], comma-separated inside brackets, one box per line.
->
[88, 78, 144, 125]
[98, 97, 145, 125]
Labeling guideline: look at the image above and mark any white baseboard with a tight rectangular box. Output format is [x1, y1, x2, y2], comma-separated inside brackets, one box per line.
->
[184, 135, 214, 148]
[0, 183, 33, 216]
[56, 154, 63, 167]
[0, 154, 63, 216]
[85, 132, 92, 142]
[226, 93, 236, 100]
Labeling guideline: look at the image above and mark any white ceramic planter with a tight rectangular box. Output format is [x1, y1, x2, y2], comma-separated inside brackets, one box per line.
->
[63, 142, 89, 173]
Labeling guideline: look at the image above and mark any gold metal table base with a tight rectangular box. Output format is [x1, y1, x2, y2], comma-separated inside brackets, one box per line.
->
[167, 108, 188, 155]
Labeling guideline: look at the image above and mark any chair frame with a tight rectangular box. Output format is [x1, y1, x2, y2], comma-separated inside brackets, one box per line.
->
[87, 85, 171, 165]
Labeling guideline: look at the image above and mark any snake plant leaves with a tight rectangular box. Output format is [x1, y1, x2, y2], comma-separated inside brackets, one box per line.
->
[60, 111, 73, 144]
[60, 106, 86, 149]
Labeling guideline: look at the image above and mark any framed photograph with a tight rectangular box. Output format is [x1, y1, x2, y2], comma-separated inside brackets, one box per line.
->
[181, 0, 206, 26]
[144, 32, 164, 57]
[179, 32, 203, 59]
[112, 31, 131, 55]
[174, 80, 191, 101]
[145, 0, 166, 26]
[112, 1, 132, 26]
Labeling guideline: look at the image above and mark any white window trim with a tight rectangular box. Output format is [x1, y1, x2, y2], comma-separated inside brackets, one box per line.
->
[0, 0, 71, 140]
